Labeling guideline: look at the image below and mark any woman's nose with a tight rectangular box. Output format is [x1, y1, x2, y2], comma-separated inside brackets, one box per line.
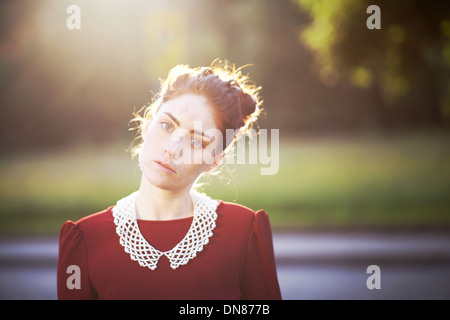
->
[164, 134, 184, 159]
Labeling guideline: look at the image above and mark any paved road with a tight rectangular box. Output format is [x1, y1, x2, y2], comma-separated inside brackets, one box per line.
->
[274, 232, 450, 299]
[1, 232, 450, 299]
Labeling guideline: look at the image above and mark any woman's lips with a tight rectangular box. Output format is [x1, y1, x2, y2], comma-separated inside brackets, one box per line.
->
[153, 160, 176, 174]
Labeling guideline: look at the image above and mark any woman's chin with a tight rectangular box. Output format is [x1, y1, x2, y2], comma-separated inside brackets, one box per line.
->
[139, 161, 206, 192]
[144, 173, 173, 188]
[140, 170, 186, 192]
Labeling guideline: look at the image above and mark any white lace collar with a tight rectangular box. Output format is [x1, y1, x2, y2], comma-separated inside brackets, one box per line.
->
[112, 191, 219, 270]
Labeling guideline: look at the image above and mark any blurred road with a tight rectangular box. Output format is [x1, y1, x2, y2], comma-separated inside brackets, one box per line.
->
[1, 232, 450, 300]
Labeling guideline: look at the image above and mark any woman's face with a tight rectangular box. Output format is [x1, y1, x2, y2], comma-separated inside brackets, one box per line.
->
[139, 93, 223, 192]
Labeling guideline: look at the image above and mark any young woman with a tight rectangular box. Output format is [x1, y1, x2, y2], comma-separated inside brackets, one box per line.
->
[57, 60, 282, 300]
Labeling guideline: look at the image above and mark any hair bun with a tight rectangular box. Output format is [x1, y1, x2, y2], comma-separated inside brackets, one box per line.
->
[239, 91, 257, 119]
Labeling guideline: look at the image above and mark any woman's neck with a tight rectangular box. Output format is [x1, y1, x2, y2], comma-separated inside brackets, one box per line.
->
[135, 177, 194, 221]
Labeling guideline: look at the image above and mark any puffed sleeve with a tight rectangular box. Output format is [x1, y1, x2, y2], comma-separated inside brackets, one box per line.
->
[57, 221, 97, 299]
[241, 210, 282, 300]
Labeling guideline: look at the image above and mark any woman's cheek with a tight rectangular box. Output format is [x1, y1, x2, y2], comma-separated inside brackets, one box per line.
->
[191, 147, 205, 165]
[139, 131, 160, 167]
[138, 140, 149, 170]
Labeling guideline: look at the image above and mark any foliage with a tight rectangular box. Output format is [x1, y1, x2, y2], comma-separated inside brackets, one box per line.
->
[293, 0, 450, 124]
[1, 0, 449, 152]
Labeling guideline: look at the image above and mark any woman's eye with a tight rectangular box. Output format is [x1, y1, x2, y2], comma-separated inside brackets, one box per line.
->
[191, 137, 203, 148]
[161, 122, 173, 131]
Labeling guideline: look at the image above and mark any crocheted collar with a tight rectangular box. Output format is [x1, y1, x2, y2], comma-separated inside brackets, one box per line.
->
[112, 191, 219, 270]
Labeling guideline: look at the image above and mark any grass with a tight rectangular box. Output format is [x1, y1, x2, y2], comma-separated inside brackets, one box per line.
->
[1, 130, 450, 236]
[203, 130, 450, 229]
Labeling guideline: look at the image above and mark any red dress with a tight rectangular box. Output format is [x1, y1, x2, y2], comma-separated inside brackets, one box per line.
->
[57, 200, 282, 300]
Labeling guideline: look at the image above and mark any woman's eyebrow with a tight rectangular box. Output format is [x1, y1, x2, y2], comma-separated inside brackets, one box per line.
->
[163, 112, 180, 126]
[163, 111, 212, 141]
[190, 129, 212, 141]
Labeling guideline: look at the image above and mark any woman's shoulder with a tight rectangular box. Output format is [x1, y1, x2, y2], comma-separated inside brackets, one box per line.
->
[214, 200, 274, 251]
[217, 200, 255, 215]
[216, 200, 269, 229]
[60, 206, 115, 237]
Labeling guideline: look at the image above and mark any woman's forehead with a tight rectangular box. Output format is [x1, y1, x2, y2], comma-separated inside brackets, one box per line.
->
[157, 94, 217, 129]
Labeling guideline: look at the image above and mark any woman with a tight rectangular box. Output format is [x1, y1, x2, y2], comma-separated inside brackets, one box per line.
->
[57, 60, 282, 300]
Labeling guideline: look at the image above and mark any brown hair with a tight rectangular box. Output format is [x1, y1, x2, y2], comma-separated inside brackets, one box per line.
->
[130, 59, 263, 157]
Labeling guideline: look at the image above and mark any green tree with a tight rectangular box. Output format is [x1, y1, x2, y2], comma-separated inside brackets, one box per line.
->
[293, 0, 450, 126]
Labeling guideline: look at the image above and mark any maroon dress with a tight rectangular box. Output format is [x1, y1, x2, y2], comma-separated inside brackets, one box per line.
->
[57, 200, 282, 300]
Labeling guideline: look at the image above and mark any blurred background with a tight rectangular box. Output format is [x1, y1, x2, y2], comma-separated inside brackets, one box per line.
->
[0, 0, 449, 299]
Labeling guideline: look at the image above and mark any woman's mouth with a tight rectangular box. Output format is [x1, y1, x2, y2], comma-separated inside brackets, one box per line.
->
[152, 161, 176, 174]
